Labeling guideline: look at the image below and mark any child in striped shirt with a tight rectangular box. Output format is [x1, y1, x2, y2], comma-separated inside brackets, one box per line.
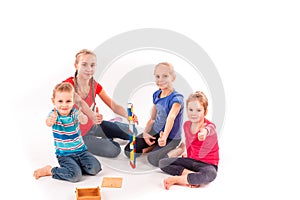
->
[33, 82, 101, 182]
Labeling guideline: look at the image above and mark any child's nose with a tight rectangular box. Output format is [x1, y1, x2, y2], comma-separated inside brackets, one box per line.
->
[87, 66, 93, 70]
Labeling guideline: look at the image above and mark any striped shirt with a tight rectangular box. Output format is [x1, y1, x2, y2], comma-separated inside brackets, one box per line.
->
[50, 108, 87, 156]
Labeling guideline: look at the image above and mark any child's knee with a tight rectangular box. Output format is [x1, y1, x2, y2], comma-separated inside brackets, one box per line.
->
[86, 163, 102, 175]
[69, 171, 82, 182]
[147, 153, 160, 167]
[206, 168, 217, 182]
[158, 158, 168, 169]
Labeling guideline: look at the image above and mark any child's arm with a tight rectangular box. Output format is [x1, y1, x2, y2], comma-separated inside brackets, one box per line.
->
[78, 108, 88, 125]
[198, 122, 216, 141]
[99, 89, 139, 124]
[205, 123, 217, 136]
[158, 103, 181, 147]
[74, 93, 98, 123]
[45, 108, 57, 127]
[143, 105, 157, 146]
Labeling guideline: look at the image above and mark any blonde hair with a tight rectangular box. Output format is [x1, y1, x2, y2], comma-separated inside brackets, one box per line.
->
[52, 82, 74, 98]
[186, 91, 208, 114]
[74, 49, 97, 65]
[74, 49, 97, 111]
[154, 62, 176, 79]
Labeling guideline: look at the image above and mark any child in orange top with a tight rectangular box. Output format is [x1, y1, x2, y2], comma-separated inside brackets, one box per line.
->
[159, 91, 219, 189]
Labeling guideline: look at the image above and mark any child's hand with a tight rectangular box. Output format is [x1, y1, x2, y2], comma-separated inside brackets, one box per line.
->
[158, 131, 167, 147]
[78, 108, 88, 124]
[132, 113, 139, 125]
[197, 128, 208, 141]
[143, 132, 156, 146]
[47, 108, 57, 126]
[95, 107, 103, 124]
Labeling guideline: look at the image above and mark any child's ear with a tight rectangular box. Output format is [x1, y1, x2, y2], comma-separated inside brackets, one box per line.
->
[74, 63, 78, 70]
[172, 74, 176, 81]
[204, 108, 208, 116]
[51, 98, 55, 105]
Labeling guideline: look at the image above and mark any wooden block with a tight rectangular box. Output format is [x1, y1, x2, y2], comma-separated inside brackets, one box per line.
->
[76, 186, 101, 200]
[101, 177, 123, 188]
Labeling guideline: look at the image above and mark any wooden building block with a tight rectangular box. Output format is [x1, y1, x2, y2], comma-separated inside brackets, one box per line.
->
[76, 186, 101, 200]
[101, 177, 123, 188]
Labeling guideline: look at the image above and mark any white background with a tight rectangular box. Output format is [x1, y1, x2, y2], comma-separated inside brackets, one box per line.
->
[1, 0, 299, 199]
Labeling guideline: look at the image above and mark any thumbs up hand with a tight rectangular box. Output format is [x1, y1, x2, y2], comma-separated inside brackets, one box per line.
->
[95, 106, 103, 124]
[197, 123, 208, 141]
[78, 108, 88, 125]
[158, 131, 167, 147]
[46, 108, 58, 127]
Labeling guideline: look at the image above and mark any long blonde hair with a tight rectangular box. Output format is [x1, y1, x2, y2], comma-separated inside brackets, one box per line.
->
[74, 49, 97, 111]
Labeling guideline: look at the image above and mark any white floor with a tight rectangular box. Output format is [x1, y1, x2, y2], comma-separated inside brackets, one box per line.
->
[3, 89, 297, 200]
[29, 151, 227, 200]
[12, 104, 229, 200]
[26, 122, 228, 200]
[6, 104, 297, 200]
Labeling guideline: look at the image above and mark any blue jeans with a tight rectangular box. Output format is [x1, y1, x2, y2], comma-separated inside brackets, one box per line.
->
[52, 150, 101, 183]
[83, 121, 131, 158]
[159, 157, 217, 185]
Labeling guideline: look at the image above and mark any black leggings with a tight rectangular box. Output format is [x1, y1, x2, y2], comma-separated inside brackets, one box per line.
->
[124, 128, 181, 167]
[159, 157, 217, 185]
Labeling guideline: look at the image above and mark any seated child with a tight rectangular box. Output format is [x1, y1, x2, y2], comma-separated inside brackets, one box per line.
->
[33, 82, 101, 182]
[124, 62, 184, 167]
[159, 91, 219, 189]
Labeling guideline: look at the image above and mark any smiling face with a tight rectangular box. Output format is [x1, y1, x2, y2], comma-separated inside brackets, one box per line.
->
[154, 63, 175, 90]
[186, 91, 208, 123]
[187, 100, 206, 123]
[52, 91, 74, 116]
[51, 83, 75, 116]
[75, 53, 97, 81]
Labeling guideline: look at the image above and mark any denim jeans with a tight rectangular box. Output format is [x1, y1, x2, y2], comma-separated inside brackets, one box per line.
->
[83, 120, 131, 158]
[51, 150, 101, 182]
[159, 157, 217, 185]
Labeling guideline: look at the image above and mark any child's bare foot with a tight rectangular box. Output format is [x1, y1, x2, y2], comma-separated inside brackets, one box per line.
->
[167, 142, 185, 158]
[163, 175, 189, 190]
[188, 184, 201, 188]
[179, 142, 185, 149]
[163, 177, 177, 190]
[33, 165, 52, 179]
[188, 183, 208, 188]
[142, 145, 155, 154]
[181, 168, 194, 175]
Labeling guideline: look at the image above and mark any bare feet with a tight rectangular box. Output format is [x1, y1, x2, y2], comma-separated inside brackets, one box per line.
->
[142, 145, 155, 154]
[163, 175, 189, 190]
[33, 165, 52, 179]
[167, 142, 185, 158]
[188, 184, 201, 188]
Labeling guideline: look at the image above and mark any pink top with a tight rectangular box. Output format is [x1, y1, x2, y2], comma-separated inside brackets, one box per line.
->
[184, 119, 219, 166]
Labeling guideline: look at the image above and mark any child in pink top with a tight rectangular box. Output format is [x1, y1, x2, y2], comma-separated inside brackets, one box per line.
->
[159, 91, 219, 189]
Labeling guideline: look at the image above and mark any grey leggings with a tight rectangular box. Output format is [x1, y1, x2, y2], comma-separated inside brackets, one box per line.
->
[159, 157, 217, 185]
[124, 128, 181, 167]
[83, 121, 130, 158]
